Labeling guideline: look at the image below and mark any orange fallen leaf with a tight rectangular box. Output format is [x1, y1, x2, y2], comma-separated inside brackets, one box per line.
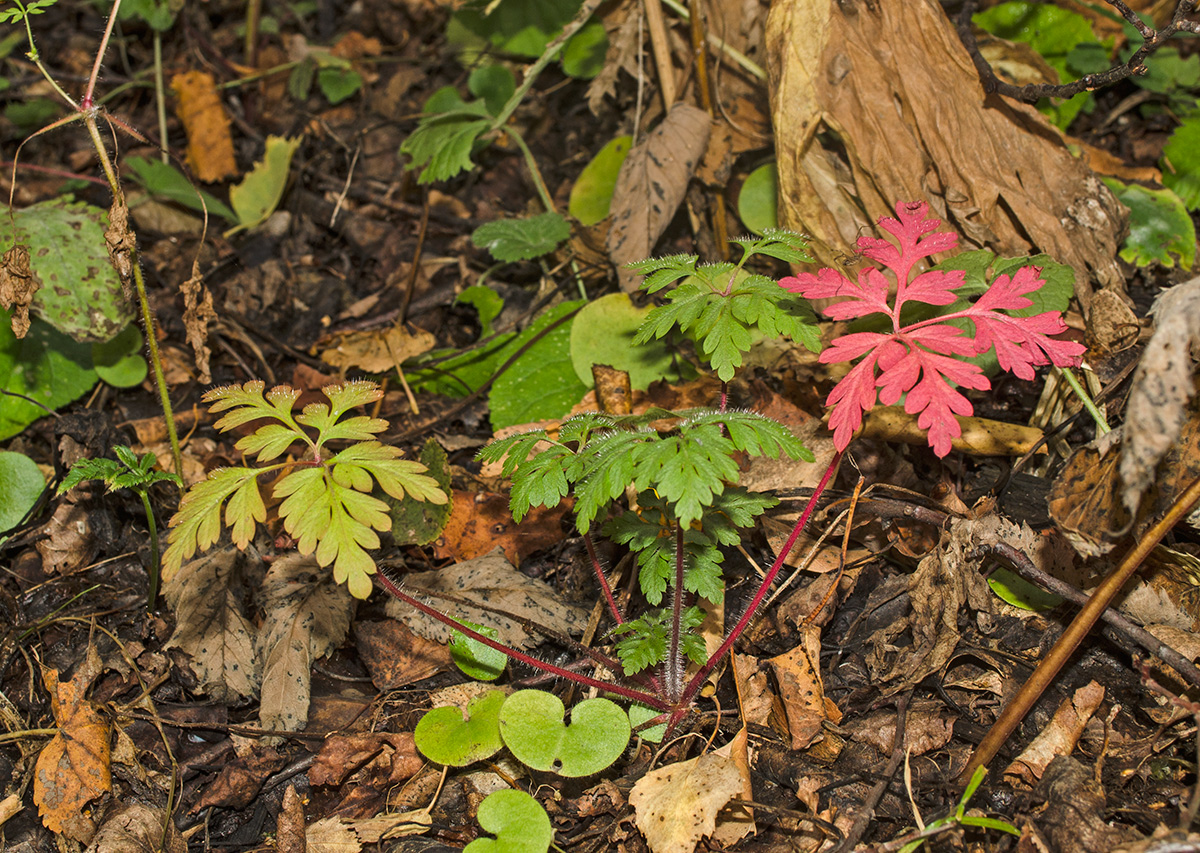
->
[172, 70, 238, 183]
[34, 668, 112, 840]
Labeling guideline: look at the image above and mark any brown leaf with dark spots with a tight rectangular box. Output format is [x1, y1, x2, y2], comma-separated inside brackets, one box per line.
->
[607, 104, 712, 293]
[848, 700, 955, 757]
[433, 489, 568, 566]
[34, 668, 111, 841]
[0, 243, 36, 337]
[1048, 432, 1129, 558]
[354, 618, 450, 691]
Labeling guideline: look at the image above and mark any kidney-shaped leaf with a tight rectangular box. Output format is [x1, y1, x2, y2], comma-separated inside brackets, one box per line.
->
[465, 789, 553, 853]
[414, 688, 505, 767]
[498, 690, 630, 777]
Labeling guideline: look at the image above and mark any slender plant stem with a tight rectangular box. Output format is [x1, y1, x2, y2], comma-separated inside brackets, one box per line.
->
[153, 30, 168, 163]
[585, 533, 625, 626]
[957, 472, 1200, 785]
[84, 0, 124, 109]
[507, 129, 556, 215]
[1055, 366, 1110, 434]
[139, 490, 161, 611]
[667, 524, 686, 701]
[676, 449, 844, 711]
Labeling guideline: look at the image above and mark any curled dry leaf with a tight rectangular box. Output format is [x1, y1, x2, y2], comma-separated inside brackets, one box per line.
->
[256, 554, 356, 735]
[607, 104, 712, 293]
[630, 753, 743, 853]
[276, 786, 307, 853]
[1120, 277, 1200, 516]
[181, 259, 218, 384]
[769, 625, 840, 750]
[765, 0, 1126, 307]
[85, 803, 186, 853]
[1004, 680, 1105, 785]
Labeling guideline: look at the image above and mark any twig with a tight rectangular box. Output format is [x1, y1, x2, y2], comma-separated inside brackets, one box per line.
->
[835, 691, 911, 852]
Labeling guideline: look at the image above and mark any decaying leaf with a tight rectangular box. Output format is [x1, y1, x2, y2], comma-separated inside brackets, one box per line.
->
[847, 699, 955, 757]
[607, 104, 712, 293]
[306, 815, 362, 853]
[0, 243, 36, 337]
[319, 321, 436, 373]
[630, 753, 743, 853]
[769, 625, 840, 749]
[86, 803, 186, 853]
[164, 544, 261, 701]
[181, 260, 218, 384]
[34, 668, 111, 842]
[1120, 277, 1200, 516]
[765, 0, 1126, 307]
[384, 549, 589, 649]
[309, 732, 422, 788]
[277, 785, 306, 853]
[257, 554, 356, 734]
[433, 488, 569, 565]
[354, 618, 451, 689]
[1048, 431, 1129, 557]
[172, 70, 239, 183]
[1004, 681, 1105, 785]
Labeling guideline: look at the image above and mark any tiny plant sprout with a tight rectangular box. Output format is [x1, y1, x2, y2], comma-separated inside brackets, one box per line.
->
[413, 689, 506, 767]
[465, 789, 553, 853]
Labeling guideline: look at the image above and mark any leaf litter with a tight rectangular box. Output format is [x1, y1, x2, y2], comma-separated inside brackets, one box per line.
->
[5, 0, 1200, 849]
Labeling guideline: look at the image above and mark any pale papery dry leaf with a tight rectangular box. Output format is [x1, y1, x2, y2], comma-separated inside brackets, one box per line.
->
[711, 727, 755, 846]
[276, 785, 307, 853]
[164, 544, 260, 701]
[848, 700, 955, 757]
[306, 815, 363, 853]
[181, 260, 217, 385]
[1120, 277, 1200, 516]
[766, 0, 1126, 309]
[630, 753, 743, 853]
[84, 803, 186, 853]
[319, 323, 436, 373]
[1003, 680, 1105, 785]
[607, 104, 712, 293]
[257, 554, 356, 735]
[587, 0, 639, 114]
[383, 549, 588, 648]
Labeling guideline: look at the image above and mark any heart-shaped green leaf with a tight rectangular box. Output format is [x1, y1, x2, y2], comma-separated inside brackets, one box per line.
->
[498, 690, 630, 777]
[414, 689, 505, 766]
[464, 789, 553, 853]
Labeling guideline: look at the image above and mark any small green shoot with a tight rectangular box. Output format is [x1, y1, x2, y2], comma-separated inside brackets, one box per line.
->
[898, 767, 1019, 852]
[58, 446, 182, 610]
[413, 689, 507, 766]
[466, 789, 553, 853]
[497, 690, 630, 777]
[162, 380, 447, 599]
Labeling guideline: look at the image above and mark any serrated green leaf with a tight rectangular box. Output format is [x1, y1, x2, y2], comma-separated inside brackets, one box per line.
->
[330, 442, 447, 504]
[400, 113, 491, 183]
[1102, 178, 1195, 269]
[472, 213, 571, 262]
[163, 467, 264, 579]
[467, 64, 515, 117]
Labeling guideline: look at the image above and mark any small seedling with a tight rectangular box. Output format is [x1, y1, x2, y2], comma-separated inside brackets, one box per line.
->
[466, 789, 553, 853]
[58, 445, 182, 610]
[162, 380, 447, 598]
[897, 767, 1019, 852]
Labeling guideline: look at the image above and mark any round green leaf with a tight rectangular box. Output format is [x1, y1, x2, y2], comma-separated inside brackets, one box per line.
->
[561, 20, 608, 79]
[450, 619, 508, 681]
[92, 324, 148, 388]
[465, 789, 553, 853]
[498, 690, 630, 777]
[569, 136, 631, 226]
[569, 292, 678, 390]
[0, 310, 99, 441]
[415, 689, 506, 766]
[737, 163, 778, 235]
[0, 450, 44, 534]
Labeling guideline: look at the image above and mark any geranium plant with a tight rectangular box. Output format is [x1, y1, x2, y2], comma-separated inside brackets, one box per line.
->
[381, 202, 1085, 735]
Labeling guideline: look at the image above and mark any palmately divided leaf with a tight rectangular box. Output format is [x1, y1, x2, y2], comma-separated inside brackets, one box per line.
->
[633, 432, 738, 529]
[163, 468, 265, 579]
[236, 423, 303, 462]
[203, 381, 303, 433]
[509, 446, 572, 522]
[322, 380, 385, 416]
[477, 430, 553, 479]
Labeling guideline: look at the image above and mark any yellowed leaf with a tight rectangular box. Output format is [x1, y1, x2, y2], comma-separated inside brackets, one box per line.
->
[171, 71, 238, 183]
[34, 668, 111, 841]
[630, 753, 742, 853]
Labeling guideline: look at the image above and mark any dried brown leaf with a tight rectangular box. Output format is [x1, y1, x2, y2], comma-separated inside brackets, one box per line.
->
[769, 625, 838, 749]
[607, 104, 712, 293]
[1004, 681, 1105, 785]
[0, 243, 36, 337]
[319, 322, 435, 373]
[848, 699, 955, 757]
[172, 71, 238, 183]
[164, 544, 260, 701]
[766, 0, 1126, 308]
[630, 753, 743, 853]
[257, 554, 356, 734]
[277, 785, 307, 853]
[1120, 277, 1200, 516]
[85, 803, 186, 853]
[384, 550, 589, 649]
[181, 260, 217, 385]
[34, 668, 111, 841]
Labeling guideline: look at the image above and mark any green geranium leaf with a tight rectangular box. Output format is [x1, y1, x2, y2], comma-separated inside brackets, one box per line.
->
[1102, 178, 1195, 269]
[472, 213, 571, 262]
[415, 689, 506, 766]
[498, 690, 630, 777]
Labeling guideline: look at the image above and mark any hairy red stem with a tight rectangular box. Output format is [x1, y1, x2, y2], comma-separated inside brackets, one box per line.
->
[585, 532, 625, 626]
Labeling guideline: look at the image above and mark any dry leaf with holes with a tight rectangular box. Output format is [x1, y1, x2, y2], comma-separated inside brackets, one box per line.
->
[607, 104, 712, 292]
[319, 322, 436, 373]
[164, 544, 261, 701]
[766, 0, 1126, 306]
[172, 70, 238, 183]
[384, 550, 589, 649]
[34, 668, 111, 842]
[1120, 277, 1200, 516]
[257, 555, 356, 735]
[630, 753, 743, 853]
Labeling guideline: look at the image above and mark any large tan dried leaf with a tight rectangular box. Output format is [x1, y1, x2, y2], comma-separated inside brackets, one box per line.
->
[164, 544, 260, 701]
[34, 668, 111, 840]
[586, 0, 638, 114]
[607, 104, 712, 293]
[1004, 681, 1104, 785]
[257, 554, 356, 734]
[630, 753, 743, 853]
[172, 70, 238, 183]
[319, 322, 435, 373]
[384, 550, 589, 649]
[765, 0, 1126, 309]
[86, 803, 186, 853]
[276, 785, 306, 853]
[1120, 277, 1200, 515]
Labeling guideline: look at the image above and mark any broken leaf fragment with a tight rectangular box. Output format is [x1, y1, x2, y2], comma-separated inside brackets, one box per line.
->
[228, 136, 302, 234]
[629, 753, 742, 853]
